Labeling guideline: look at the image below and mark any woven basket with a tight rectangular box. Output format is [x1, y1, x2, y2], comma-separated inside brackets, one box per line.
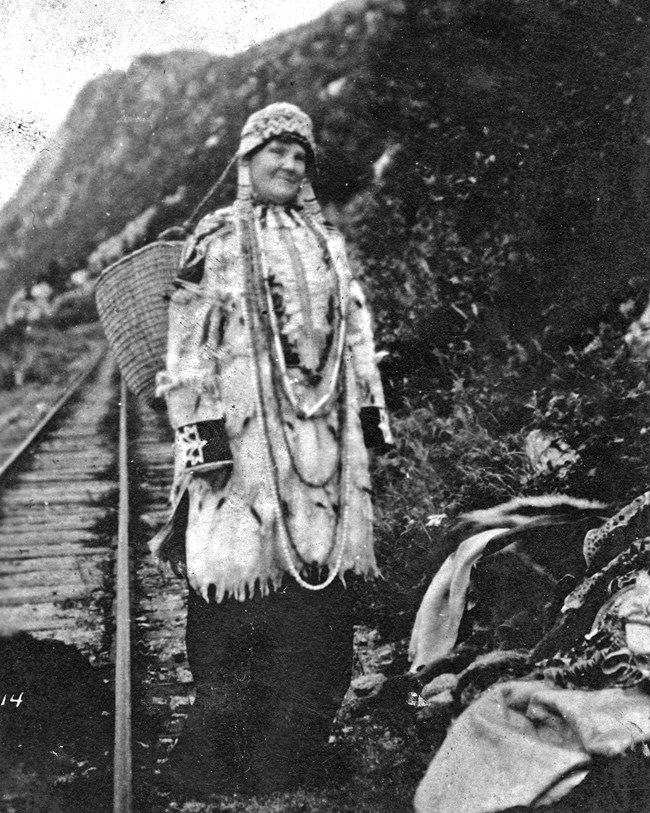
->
[95, 241, 184, 405]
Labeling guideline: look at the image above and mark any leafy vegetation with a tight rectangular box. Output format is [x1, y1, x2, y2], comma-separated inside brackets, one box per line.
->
[340, 0, 650, 626]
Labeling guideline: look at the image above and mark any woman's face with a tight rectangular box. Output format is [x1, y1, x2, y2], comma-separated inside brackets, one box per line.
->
[249, 138, 307, 204]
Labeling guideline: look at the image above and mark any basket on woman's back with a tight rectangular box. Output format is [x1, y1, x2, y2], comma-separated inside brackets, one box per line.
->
[95, 240, 183, 406]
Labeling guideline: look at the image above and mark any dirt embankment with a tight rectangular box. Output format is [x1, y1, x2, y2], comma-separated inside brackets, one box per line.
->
[0, 323, 106, 464]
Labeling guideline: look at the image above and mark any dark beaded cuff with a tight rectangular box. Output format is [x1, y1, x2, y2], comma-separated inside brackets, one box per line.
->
[176, 419, 233, 472]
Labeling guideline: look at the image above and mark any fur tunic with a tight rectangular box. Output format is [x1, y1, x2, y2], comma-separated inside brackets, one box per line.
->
[151, 204, 391, 601]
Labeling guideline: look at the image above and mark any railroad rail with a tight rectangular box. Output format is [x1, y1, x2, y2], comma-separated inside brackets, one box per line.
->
[0, 352, 189, 812]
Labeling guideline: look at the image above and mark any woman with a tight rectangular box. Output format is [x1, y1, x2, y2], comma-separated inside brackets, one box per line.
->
[151, 102, 392, 796]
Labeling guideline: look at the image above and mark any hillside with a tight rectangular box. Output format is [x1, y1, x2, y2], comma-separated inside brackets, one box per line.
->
[347, 0, 650, 351]
[1, 0, 648, 342]
[0, 0, 399, 308]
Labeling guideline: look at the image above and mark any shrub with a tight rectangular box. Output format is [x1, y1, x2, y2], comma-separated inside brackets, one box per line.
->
[523, 327, 650, 503]
[361, 373, 530, 637]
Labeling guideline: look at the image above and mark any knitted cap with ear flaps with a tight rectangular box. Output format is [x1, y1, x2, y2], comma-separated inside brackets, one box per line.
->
[238, 102, 316, 161]
[236, 102, 321, 218]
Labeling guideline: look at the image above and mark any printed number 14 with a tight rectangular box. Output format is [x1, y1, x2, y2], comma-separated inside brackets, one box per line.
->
[1, 693, 23, 707]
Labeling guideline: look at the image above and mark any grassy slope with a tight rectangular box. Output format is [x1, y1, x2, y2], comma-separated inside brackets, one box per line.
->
[0, 324, 106, 463]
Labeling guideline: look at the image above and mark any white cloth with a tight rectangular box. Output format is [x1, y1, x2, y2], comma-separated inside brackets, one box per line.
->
[415, 680, 650, 813]
[409, 528, 508, 671]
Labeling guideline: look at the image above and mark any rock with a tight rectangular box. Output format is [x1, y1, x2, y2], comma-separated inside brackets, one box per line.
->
[421, 672, 458, 701]
[417, 690, 454, 722]
[350, 673, 386, 698]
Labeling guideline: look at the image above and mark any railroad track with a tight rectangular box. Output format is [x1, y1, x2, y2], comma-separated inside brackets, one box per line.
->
[0, 351, 190, 813]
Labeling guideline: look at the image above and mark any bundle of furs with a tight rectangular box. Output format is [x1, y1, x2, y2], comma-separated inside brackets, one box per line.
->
[410, 493, 650, 813]
[406, 491, 650, 712]
[409, 495, 609, 675]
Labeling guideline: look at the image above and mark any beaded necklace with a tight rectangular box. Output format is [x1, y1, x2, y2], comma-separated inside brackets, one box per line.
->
[236, 199, 353, 590]
[249, 210, 349, 419]
[249, 207, 346, 487]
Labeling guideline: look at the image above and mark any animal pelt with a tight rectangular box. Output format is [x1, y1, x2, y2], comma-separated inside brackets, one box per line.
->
[451, 495, 609, 581]
[409, 492, 650, 705]
[409, 496, 609, 675]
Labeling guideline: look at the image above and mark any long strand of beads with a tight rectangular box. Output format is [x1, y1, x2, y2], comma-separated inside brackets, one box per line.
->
[251, 213, 349, 419]
[258, 243, 344, 486]
[273, 367, 351, 590]
[271, 208, 354, 567]
[238, 204, 351, 590]
[262, 320, 341, 489]
[248, 207, 347, 487]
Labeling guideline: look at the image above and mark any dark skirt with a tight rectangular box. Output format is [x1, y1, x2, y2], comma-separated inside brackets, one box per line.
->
[171, 575, 355, 795]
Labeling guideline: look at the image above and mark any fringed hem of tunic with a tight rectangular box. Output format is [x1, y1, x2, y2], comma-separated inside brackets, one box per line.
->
[189, 561, 381, 604]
